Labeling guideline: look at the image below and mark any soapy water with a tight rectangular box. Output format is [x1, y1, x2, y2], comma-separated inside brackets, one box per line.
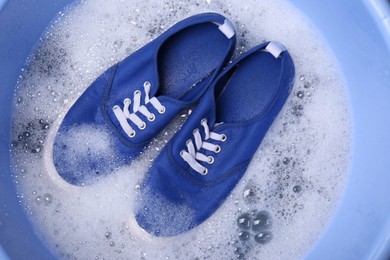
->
[10, 0, 351, 259]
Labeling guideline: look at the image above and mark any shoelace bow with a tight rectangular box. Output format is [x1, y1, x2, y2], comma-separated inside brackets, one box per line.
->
[180, 118, 227, 175]
[112, 81, 165, 137]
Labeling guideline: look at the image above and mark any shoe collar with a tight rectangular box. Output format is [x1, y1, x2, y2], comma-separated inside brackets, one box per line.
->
[208, 41, 290, 128]
[148, 13, 236, 103]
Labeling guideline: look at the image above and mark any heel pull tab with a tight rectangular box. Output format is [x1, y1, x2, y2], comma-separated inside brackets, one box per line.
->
[213, 19, 235, 39]
[265, 41, 286, 58]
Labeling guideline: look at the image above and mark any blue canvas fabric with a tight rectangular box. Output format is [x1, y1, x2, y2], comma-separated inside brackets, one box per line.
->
[135, 41, 295, 237]
[53, 13, 236, 185]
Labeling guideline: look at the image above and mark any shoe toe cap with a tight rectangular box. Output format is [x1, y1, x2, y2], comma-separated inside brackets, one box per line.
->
[135, 189, 196, 237]
[53, 123, 118, 185]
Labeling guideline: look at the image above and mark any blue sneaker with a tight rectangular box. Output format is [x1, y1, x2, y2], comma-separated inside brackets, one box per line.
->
[53, 13, 236, 185]
[135, 41, 295, 236]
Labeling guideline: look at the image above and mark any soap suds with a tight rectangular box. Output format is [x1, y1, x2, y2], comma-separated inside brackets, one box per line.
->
[11, 0, 351, 259]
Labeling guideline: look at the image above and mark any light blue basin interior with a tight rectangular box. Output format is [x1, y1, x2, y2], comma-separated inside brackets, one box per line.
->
[1, 0, 390, 259]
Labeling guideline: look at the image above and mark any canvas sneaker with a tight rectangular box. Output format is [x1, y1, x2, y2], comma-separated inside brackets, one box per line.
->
[135, 41, 295, 236]
[53, 13, 236, 185]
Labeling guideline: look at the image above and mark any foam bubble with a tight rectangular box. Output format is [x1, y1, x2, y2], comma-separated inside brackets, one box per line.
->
[11, 0, 351, 259]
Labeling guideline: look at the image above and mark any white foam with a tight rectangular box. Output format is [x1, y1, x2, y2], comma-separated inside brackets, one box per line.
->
[11, 0, 352, 259]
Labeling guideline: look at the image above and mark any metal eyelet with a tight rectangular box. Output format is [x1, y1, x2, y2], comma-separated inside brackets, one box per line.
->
[158, 106, 166, 114]
[180, 150, 185, 157]
[134, 90, 141, 95]
[201, 118, 207, 124]
[215, 145, 221, 153]
[148, 113, 155, 122]
[129, 131, 136, 138]
[112, 105, 120, 111]
[144, 81, 151, 88]
[221, 134, 227, 142]
[138, 121, 146, 130]
[123, 98, 131, 105]
[207, 156, 214, 164]
[201, 168, 208, 175]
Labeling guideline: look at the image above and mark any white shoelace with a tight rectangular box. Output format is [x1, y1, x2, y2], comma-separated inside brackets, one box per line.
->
[180, 118, 227, 175]
[112, 81, 165, 138]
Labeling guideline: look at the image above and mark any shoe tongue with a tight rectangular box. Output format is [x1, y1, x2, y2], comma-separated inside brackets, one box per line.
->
[207, 91, 219, 128]
[147, 78, 160, 98]
[148, 52, 163, 99]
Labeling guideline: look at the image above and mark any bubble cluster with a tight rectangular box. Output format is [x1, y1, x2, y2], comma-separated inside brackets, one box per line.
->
[12, 118, 51, 154]
[10, 0, 351, 259]
[231, 210, 273, 259]
[237, 210, 272, 242]
[34, 192, 53, 206]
